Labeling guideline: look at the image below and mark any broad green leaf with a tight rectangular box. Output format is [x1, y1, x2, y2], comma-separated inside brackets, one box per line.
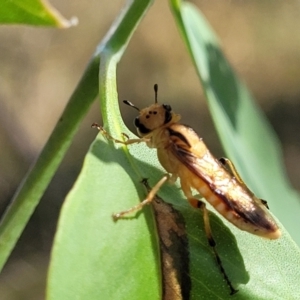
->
[46, 0, 159, 299]
[0, 0, 76, 27]
[168, 0, 300, 297]
[47, 0, 247, 296]
[170, 1, 300, 245]
[48, 11, 300, 300]
[47, 127, 250, 299]
[47, 43, 164, 299]
[47, 134, 161, 300]
[48, 0, 300, 299]
[48, 95, 300, 299]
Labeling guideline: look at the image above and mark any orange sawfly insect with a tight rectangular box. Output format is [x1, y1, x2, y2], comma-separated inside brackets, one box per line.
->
[92, 84, 280, 294]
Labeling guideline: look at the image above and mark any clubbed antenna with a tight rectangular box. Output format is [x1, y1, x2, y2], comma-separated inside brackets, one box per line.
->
[123, 100, 140, 111]
[154, 84, 158, 103]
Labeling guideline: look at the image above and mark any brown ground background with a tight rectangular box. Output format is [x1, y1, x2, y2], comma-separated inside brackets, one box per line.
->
[0, 1, 300, 299]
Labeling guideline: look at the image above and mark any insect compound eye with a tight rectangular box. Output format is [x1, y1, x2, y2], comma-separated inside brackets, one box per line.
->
[134, 117, 140, 128]
[134, 116, 150, 134]
[163, 104, 172, 112]
[163, 104, 172, 124]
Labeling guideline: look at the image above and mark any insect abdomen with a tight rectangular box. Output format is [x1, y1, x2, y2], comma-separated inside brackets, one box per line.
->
[181, 168, 280, 239]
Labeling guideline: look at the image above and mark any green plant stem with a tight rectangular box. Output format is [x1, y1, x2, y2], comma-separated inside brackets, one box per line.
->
[0, 0, 154, 273]
[0, 57, 99, 271]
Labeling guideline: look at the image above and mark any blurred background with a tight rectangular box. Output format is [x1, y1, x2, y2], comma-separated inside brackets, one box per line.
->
[0, 0, 300, 299]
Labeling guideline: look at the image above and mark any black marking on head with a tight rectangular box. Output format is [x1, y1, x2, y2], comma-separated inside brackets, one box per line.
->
[167, 128, 191, 148]
[134, 117, 150, 134]
[163, 104, 172, 124]
[146, 110, 158, 119]
[163, 104, 172, 111]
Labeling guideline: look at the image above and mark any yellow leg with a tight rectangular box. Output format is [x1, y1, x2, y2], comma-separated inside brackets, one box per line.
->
[112, 174, 170, 220]
[92, 123, 172, 218]
[219, 157, 249, 190]
[187, 198, 238, 295]
[219, 157, 269, 209]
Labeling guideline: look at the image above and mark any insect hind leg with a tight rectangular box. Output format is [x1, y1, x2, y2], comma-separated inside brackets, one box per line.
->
[219, 157, 249, 191]
[219, 157, 269, 209]
[188, 198, 238, 295]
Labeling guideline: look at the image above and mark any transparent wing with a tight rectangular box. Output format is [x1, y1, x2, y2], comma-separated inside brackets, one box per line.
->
[169, 134, 278, 232]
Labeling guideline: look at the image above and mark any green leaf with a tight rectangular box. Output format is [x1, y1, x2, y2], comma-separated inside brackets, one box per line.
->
[47, 128, 251, 299]
[168, 0, 300, 297]
[0, 0, 76, 27]
[47, 134, 161, 300]
[170, 1, 300, 245]
[48, 103, 300, 299]
[48, 0, 300, 297]
[47, 0, 160, 299]
[0, 0, 286, 298]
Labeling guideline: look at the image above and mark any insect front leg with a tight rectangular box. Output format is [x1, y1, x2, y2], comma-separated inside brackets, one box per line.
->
[112, 174, 172, 220]
[91, 123, 148, 146]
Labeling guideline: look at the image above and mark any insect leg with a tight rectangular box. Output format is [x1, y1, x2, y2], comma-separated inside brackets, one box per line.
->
[260, 199, 269, 209]
[91, 123, 148, 145]
[219, 157, 269, 209]
[219, 158, 248, 190]
[180, 181, 237, 295]
[188, 198, 238, 295]
[112, 174, 170, 220]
